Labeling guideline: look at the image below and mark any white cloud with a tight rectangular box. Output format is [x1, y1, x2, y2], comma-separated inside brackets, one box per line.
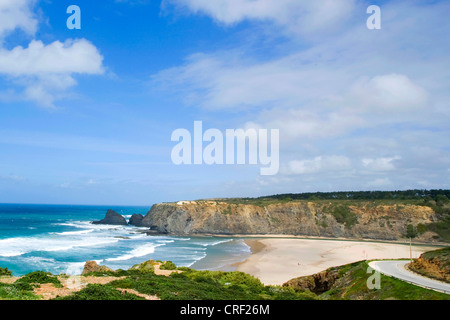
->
[367, 177, 392, 188]
[286, 156, 351, 175]
[153, 1, 450, 190]
[152, 51, 352, 110]
[0, 2, 104, 108]
[349, 74, 428, 112]
[0, 0, 37, 40]
[0, 39, 104, 76]
[362, 156, 401, 171]
[245, 108, 364, 142]
[163, 0, 356, 35]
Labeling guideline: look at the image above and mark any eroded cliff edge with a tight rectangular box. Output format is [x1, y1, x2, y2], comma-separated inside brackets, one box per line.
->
[139, 200, 443, 242]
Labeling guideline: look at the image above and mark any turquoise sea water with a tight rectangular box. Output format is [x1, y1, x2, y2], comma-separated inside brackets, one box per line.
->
[0, 204, 251, 276]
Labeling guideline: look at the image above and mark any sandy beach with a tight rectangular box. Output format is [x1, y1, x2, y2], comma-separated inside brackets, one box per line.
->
[235, 238, 441, 286]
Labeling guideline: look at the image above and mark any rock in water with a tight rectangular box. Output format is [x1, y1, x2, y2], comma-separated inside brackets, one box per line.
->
[128, 213, 144, 226]
[82, 261, 114, 275]
[92, 209, 127, 225]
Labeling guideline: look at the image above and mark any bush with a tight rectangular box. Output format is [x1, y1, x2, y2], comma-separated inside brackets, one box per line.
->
[406, 224, 418, 238]
[331, 205, 358, 228]
[129, 260, 155, 273]
[15, 271, 62, 289]
[0, 282, 39, 300]
[55, 284, 145, 300]
[416, 223, 427, 235]
[0, 267, 12, 276]
[107, 269, 316, 300]
[160, 261, 177, 270]
[426, 215, 450, 242]
[435, 195, 450, 206]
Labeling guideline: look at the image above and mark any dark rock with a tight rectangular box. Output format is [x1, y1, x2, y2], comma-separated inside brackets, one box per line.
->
[128, 213, 144, 226]
[283, 269, 339, 294]
[92, 209, 127, 225]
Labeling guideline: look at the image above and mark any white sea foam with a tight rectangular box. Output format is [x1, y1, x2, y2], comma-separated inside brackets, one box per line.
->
[65, 262, 86, 275]
[184, 252, 208, 267]
[209, 239, 234, 246]
[106, 243, 165, 262]
[156, 239, 175, 244]
[0, 235, 120, 257]
[65, 259, 104, 275]
[55, 229, 94, 236]
[56, 221, 125, 230]
[193, 239, 233, 247]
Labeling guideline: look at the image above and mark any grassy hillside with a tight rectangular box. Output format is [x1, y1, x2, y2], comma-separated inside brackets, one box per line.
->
[1, 258, 448, 300]
[0, 262, 316, 300]
[284, 260, 449, 300]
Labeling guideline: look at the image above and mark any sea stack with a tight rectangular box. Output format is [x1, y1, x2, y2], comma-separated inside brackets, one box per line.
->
[92, 209, 127, 225]
[128, 213, 144, 227]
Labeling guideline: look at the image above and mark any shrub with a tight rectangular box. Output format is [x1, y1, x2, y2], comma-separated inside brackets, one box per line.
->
[0, 282, 39, 300]
[416, 223, 427, 235]
[0, 267, 12, 276]
[331, 205, 358, 228]
[405, 224, 418, 238]
[55, 284, 145, 300]
[160, 261, 177, 270]
[15, 271, 62, 289]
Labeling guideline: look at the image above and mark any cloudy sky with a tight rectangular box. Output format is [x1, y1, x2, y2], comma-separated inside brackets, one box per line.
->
[0, 0, 449, 205]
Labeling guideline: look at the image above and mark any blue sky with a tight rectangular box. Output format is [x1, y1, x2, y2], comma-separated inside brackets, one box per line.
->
[0, 0, 449, 205]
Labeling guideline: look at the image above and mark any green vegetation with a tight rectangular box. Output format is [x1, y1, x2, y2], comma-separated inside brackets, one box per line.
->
[53, 264, 316, 300]
[0, 282, 39, 300]
[417, 223, 427, 235]
[159, 261, 177, 270]
[262, 189, 450, 202]
[55, 284, 145, 300]
[107, 269, 316, 300]
[286, 260, 450, 300]
[406, 224, 418, 238]
[215, 190, 450, 206]
[329, 205, 358, 228]
[424, 195, 450, 241]
[0, 270, 61, 300]
[420, 246, 450, 261]
[2, 249, 449, 300]
[129, 260, 156, 273]
[0, 267, 12, 276]
[221, 204, 232, 215]
[14, 271, 62, 290]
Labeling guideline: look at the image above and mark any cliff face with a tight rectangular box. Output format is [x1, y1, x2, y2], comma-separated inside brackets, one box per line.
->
[140, 200, 439, 241]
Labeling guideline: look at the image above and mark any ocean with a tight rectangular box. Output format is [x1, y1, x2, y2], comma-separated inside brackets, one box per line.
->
[0, 204, 251, 276]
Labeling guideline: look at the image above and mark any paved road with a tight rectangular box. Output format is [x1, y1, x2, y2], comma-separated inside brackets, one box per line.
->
[369, 260, 450, 294]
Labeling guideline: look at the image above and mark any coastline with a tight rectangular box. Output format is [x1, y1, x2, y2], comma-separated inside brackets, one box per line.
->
[233, 238, 442, 286]
[196, 232, 448, 247]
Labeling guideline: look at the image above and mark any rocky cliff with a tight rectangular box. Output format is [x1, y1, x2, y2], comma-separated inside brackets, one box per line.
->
[140, 200, 441, 241]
